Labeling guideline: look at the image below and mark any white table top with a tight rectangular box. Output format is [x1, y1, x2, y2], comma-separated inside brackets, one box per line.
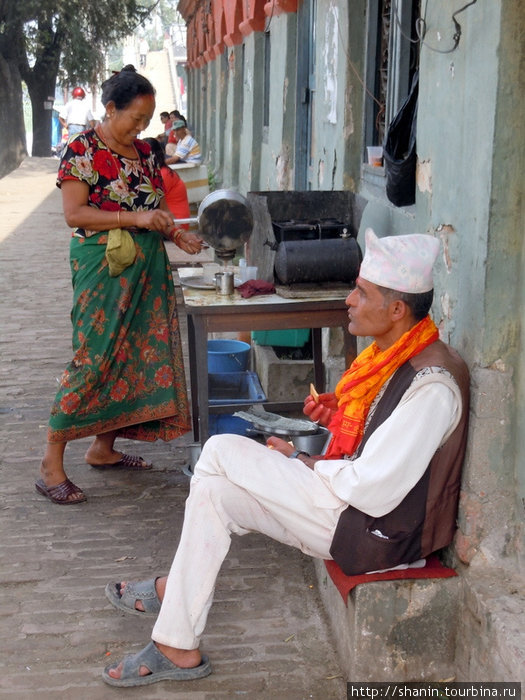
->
[177, 267, 347, 309]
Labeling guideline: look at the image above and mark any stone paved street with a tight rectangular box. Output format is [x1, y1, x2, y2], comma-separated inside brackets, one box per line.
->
[0, 158, 346, 699]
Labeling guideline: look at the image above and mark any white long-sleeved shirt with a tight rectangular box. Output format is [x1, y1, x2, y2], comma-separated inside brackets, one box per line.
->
[314, 369, 462, 518]
[59, 99, 94, 127]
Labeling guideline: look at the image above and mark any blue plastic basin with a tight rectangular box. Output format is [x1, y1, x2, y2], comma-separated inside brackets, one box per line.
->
[207, 339, 251, 372]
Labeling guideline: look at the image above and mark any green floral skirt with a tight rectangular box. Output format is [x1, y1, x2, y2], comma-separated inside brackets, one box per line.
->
[48, 230, 191, 443]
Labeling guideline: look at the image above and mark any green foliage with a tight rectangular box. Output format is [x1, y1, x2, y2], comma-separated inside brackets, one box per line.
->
[1, 0, 182, 87]
[0, 0, 181, 161]
[1, 0, 155, 87]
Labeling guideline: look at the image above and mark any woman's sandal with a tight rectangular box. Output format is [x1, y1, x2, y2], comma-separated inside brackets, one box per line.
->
[89, 453, 153, 470]
[102, 641, 212, 687]
[35, 478, 87, 505]
[105, 578, 161, 617]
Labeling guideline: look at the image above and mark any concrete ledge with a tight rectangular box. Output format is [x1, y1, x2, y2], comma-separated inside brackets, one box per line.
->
[454, 567, 525, 682]
[253, 344, 313, 402]
[314, 558, 461, 681]
[169, 163, 209, 204]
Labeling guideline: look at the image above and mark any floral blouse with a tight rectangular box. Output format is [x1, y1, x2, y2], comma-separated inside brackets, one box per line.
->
[57, 128, 165, 236]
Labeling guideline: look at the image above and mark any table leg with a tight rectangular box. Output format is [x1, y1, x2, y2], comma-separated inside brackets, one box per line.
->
[311, 327, 325, 391]
[191, 316, 210, 446]
[186, 315, 200, 441]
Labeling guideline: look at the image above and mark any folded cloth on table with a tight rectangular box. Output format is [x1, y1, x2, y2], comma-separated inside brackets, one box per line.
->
[238, 280, 276, 298]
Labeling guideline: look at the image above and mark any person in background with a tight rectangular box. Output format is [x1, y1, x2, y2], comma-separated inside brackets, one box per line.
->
[165, 120, 201, 165]
[139, 37, 149, 68]
[51, 108, 63, 157]
[143, 137, 191, 226]
[101, 229, 470, 686]
[35, 65, 204, 506]
[170, 110, 186, 126]
[156, 112, 172, 148]
[59, 87, 96, 137]
[165, 111, 187, 154]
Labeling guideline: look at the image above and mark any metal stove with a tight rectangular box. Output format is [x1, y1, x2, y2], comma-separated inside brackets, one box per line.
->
[246, 191, 364, 290]
[270, 218, 361, 286]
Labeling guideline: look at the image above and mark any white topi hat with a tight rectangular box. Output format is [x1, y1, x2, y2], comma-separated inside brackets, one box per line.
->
[359, 228, 440, 293]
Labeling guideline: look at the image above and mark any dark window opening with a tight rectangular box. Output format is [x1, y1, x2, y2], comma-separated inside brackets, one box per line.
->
[365, 0, 421, 149]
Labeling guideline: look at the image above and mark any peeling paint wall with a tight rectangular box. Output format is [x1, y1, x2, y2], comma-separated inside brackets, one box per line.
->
[259, 13, 297, 190]
[323, 4, 339, 125]
[415, 1, 524, 572]
[310, 0, 354, 189]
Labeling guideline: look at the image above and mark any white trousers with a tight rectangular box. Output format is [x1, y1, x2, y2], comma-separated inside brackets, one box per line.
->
[151, 434, 347, 649]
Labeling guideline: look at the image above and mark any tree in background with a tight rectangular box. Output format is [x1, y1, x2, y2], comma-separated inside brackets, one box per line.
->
[0, 0, 159, 176]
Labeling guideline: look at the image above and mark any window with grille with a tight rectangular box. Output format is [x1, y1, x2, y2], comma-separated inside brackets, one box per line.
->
[364, 0, 421, 152]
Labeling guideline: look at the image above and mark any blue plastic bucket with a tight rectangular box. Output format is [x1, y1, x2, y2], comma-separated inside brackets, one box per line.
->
[209, 414, 252, 436]
[208, 371, 266, 405]
[207, 339, 251, 373]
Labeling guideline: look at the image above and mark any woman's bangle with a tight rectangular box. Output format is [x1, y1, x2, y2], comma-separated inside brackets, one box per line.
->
[173, 228, 185, 244]
[117, 210, 121, 228]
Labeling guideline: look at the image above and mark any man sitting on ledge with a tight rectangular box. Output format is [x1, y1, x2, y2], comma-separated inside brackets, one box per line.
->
[165, 120, 202, 165]
[102, 227, 470, 687]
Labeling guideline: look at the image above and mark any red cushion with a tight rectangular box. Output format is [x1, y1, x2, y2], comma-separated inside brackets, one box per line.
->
[324, 554, 457, 602]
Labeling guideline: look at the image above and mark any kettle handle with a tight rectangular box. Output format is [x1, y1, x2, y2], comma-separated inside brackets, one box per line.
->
[173, 217, 199, 225]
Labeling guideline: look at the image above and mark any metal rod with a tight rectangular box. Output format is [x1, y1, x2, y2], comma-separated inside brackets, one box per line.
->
[173, 217, 199, 225]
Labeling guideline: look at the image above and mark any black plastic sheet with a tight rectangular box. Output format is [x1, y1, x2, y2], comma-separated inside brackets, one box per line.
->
[383, 71, 419, 207]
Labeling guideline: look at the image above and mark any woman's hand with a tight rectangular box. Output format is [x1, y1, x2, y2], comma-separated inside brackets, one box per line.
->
[174, 229, 204, 255]
[134, 209, 175, 234]
[303, 392, 338, 427]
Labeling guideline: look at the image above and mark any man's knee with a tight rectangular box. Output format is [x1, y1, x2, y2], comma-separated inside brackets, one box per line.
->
[189, 470, 253, 536]
[194, 433, 266, 482]
[192, 434, 228, 479]
[198, 433, 226, 459]
[196, 433, 249, 466]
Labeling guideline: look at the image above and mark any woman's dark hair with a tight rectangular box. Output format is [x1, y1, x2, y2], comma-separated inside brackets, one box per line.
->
[378, 285, 434, 321]
[100, 65, 155, 110]
[170, 110, 187, 125]
[143, 137, 167, 169]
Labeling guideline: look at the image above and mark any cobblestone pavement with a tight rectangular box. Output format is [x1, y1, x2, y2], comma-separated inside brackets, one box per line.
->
[0, 158, 346, 699]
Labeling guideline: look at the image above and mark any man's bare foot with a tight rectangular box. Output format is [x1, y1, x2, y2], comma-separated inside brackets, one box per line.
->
[106, 643, 202, 679]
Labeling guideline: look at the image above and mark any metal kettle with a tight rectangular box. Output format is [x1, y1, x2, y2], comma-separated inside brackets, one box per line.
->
[173, 189, 254, 260]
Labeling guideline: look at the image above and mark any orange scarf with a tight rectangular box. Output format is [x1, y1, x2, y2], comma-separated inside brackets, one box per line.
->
[325, 316, 439, 458]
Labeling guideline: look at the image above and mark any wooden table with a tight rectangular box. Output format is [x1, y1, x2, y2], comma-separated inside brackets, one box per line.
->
[179, 268, 355, 445]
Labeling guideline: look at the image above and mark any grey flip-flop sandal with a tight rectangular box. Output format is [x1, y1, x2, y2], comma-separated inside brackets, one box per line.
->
[105, 578, 161, 617]
[102, 641, 212, 686]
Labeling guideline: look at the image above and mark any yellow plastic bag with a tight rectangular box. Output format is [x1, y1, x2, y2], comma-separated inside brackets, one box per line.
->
[105, 228, 136, 277]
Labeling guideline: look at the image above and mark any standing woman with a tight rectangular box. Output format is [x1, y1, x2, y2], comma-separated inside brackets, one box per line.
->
[36, 65, 203, 504]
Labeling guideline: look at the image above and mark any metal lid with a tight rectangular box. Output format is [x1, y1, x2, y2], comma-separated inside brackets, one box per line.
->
[233, 407, 319, 436]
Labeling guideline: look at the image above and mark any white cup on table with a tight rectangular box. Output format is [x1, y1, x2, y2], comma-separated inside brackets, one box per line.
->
[240, 265, 258, 282]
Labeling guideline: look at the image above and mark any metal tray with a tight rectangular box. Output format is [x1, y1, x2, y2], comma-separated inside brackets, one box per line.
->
[233, 407, 319, 436]
[181, 275, 242, 290]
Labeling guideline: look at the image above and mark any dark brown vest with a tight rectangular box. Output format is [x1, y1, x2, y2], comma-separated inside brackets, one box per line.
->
[329, 340, 470, 575]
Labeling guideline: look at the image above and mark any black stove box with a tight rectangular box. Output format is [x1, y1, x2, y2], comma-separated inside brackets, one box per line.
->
[246, 191, 365, 283]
